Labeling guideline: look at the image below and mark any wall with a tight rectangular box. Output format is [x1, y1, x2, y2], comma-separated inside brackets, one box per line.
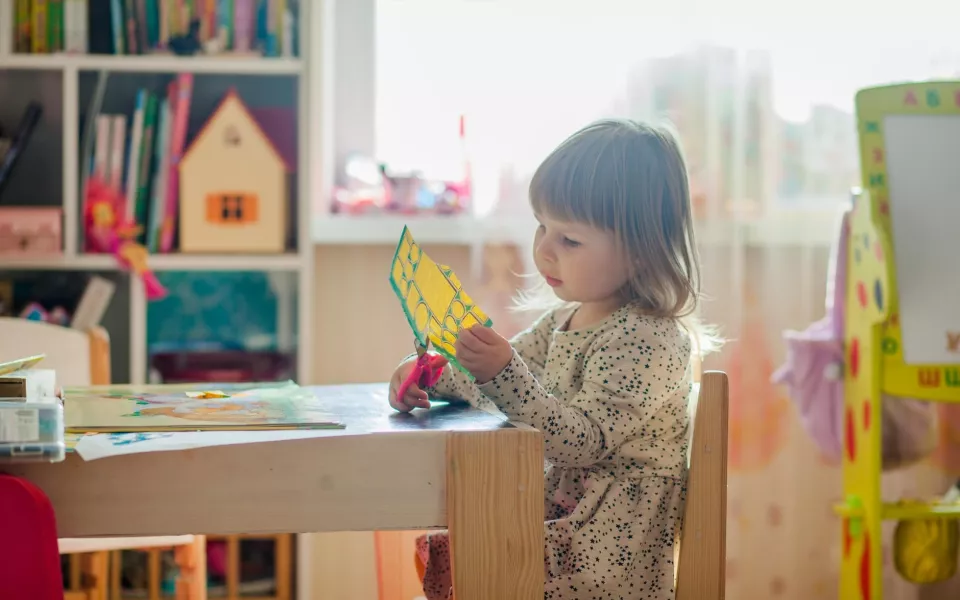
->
[311, 243, 533, 385]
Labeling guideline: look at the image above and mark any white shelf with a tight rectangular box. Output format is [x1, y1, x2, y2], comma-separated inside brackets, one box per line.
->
[312, 214, 536, 246]
[0, 53, 302, 75]
[741, 210, 841, 247]
[0, 253, 303, 272]
[311, 213, 839, 248]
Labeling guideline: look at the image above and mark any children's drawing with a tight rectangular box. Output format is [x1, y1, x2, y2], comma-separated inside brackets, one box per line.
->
[123, 398, 274, 424]
[389, 226, 492, 371]
[64, 382, 343, 432]
[64, 432, 84, 452]
[106, 432, 176, 446]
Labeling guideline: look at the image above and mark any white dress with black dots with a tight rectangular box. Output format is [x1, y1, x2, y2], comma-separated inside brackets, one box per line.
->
[415, 304, 692, 600]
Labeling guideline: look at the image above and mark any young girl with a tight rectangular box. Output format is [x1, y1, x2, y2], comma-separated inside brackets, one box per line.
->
[388, 118, 718, 600]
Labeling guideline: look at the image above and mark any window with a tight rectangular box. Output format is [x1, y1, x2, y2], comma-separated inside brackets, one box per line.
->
[206, 193, 258, 224]
[372, 0, 960, 220]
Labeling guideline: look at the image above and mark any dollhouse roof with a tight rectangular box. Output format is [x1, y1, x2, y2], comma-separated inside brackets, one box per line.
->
[180, 88, 293, 173]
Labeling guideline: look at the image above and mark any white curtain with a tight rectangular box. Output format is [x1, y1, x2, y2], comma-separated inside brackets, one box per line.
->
[374, 2, 960, 598]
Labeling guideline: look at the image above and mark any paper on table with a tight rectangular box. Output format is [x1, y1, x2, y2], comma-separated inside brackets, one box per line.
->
[73, 429, 344, 461]
[64, 382, 343, 432]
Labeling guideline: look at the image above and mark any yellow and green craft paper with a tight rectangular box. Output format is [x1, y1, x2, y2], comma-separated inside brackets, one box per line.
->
[0, 354, 45, 376]
[389, 226, 492, 373]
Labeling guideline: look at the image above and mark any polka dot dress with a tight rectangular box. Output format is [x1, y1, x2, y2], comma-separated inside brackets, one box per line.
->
[419, 304, 693, 600]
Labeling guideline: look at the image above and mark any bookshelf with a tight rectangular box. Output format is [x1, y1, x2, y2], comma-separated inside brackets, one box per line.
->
[0, 3, 316, 389]
[0, 53, 303, 74]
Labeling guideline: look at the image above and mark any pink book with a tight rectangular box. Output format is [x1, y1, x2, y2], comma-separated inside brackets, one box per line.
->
[159, 73, 193, 253]
[233, 0, 253, 52]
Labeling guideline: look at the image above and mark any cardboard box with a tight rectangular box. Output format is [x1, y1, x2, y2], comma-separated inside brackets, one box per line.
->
[0, 369, 56, 401]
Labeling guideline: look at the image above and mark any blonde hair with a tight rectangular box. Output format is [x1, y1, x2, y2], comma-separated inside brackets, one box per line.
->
[516, 118, 722, 355]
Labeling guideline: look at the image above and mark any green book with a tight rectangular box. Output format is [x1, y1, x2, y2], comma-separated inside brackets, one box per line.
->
[134, 92, 158, 244]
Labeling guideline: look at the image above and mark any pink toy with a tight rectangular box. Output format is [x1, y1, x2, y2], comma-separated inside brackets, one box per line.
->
[772, 207, 936, 469]
[206, 540, 227, 577]
[83, 176, 167, 300]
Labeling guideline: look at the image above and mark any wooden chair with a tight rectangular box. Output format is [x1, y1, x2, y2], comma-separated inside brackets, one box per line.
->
[0, 317, 111, 387]
[370, 371, 730, 600]
[205, 534, 292, 600]
[0, 317, 207, 600]
[676, 370, 729, 600]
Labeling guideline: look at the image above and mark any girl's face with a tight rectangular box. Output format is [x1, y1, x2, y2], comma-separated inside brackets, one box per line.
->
[533, 211, 631, 312]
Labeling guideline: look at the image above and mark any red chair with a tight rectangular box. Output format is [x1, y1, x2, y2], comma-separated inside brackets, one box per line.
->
[0, 473, 63, 600]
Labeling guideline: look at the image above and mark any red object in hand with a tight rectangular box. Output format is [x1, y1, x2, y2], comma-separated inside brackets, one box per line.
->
[396, 341, 448, 403]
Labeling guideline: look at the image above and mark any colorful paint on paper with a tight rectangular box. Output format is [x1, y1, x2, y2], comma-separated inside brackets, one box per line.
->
[63, 382, 343, 432]
[389, 226, 492, 371]
[105, 432, 176, 446]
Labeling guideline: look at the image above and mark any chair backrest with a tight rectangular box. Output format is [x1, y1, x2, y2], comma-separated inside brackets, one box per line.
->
[0, 317, 110, 386]
[676, 370, 729, 600]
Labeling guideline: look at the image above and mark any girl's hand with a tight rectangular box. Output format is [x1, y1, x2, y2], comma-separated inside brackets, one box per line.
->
[455, 325, 514, 384]
[388, 359, 431, 412]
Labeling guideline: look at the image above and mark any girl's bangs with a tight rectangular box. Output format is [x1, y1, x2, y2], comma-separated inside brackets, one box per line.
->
[529, 135, 623, 230]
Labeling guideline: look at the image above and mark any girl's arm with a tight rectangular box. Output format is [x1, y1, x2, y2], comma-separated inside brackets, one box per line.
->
[476, 322, 691, 468]
[424, 310, 556, 405]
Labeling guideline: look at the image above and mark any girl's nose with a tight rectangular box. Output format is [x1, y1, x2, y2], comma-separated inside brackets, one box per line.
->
[535, 239, 556, 263]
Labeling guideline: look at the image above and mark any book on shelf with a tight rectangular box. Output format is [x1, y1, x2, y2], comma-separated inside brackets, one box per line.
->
[10, 0, 298, 58]
[84, 73, 194, 253]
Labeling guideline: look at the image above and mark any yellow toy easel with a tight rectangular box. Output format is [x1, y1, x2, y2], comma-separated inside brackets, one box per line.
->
[839, 81, 960, 599]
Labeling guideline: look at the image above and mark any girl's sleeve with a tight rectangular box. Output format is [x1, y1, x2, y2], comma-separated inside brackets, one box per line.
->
[476, 321, 690, 468]
[424, 311, 556, 405]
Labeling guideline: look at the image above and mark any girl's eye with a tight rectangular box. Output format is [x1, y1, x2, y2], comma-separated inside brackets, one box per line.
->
[562, 237, 581, 248]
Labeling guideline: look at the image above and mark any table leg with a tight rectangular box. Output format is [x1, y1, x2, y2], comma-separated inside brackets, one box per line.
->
[446, 429, 544, 600]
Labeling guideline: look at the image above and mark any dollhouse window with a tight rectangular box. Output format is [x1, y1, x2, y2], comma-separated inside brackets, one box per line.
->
[221, 195, 244, 220]
[205, 193, 259, 224]
[224, 126, 242, 147]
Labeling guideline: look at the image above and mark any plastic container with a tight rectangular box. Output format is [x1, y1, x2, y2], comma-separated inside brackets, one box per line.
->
[0, 399, 65, 463]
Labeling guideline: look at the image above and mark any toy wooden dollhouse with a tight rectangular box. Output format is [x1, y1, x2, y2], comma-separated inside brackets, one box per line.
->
[838, 80, 960, 599]
[178, 89, 291, 254]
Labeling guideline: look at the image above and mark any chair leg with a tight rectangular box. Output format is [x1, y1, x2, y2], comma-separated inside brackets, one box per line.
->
[68, 554, 82, 591]
[275, 534, 292, 600]
[109, 551, 122, 600]
[174, 536, 208, 600]
[148, 549, 162, 600]
[79, 552, 109, 600]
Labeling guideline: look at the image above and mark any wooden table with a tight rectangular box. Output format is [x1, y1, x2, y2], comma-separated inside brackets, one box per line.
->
[9, 384, 545, 600]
